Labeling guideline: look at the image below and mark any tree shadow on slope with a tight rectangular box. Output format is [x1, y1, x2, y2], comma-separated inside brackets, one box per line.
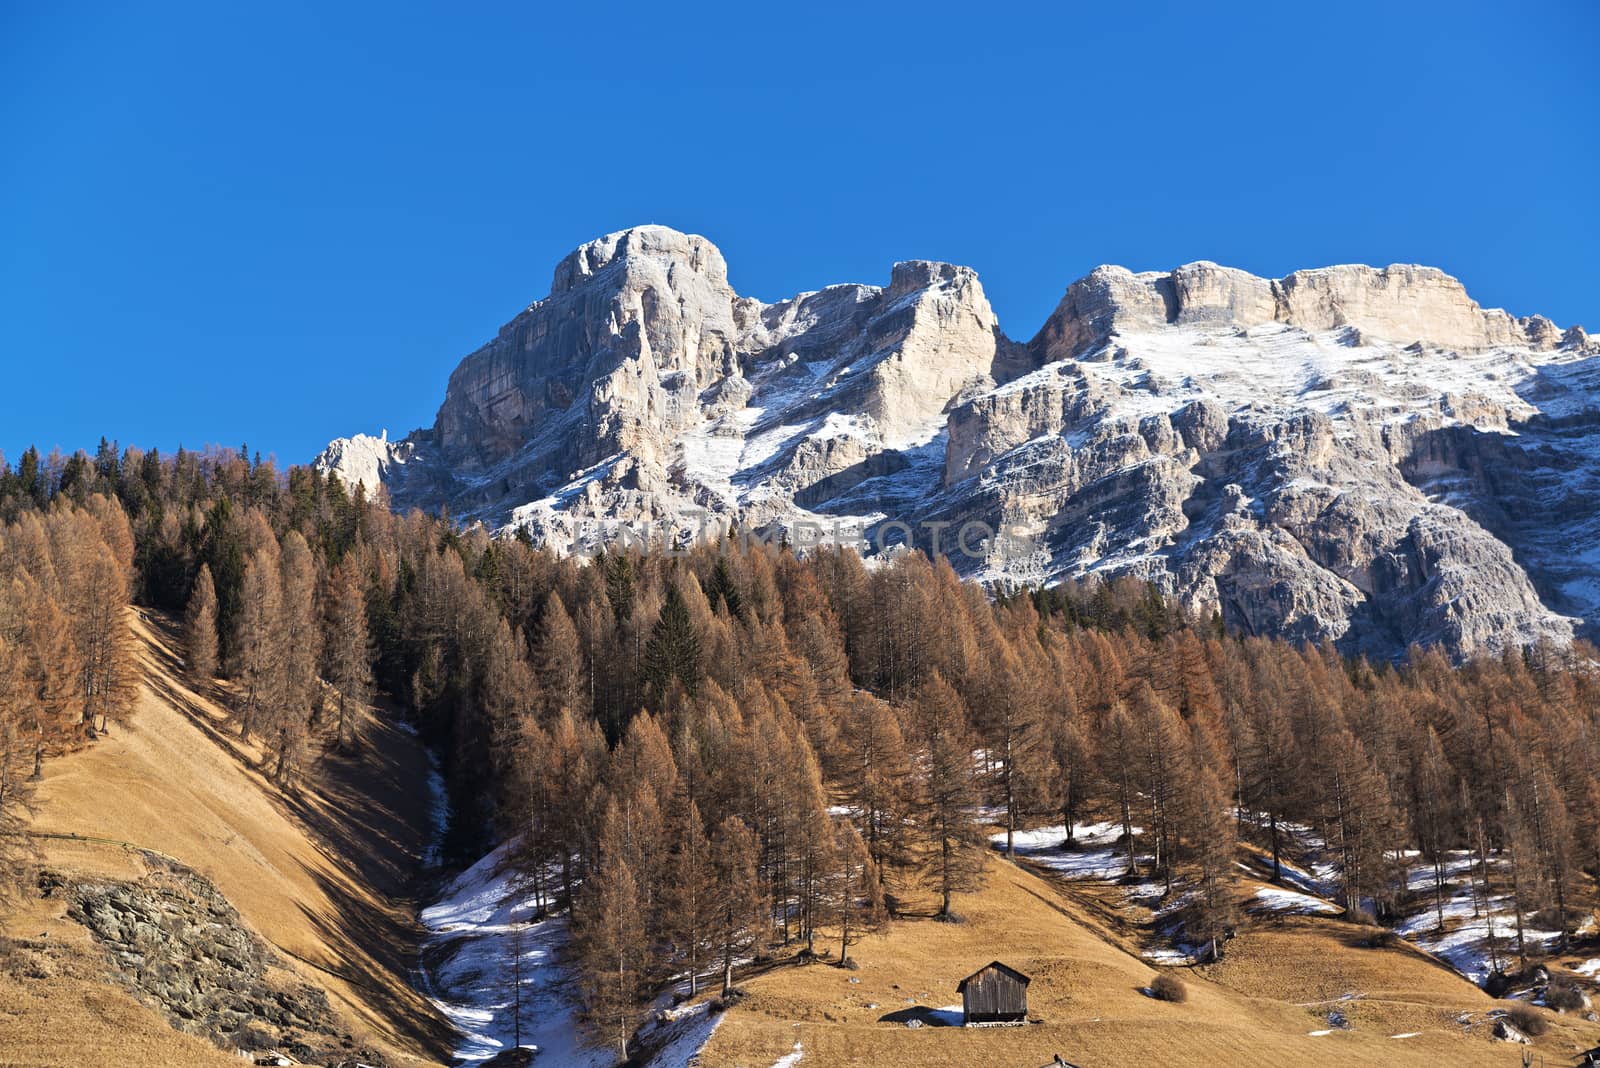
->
[280, 706, 455, 1060]
[134, 609, 454, 1060]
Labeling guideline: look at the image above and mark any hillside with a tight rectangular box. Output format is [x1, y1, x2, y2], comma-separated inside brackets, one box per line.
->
[5, 608, 1600, 1068]
[0, 610, 452, 1067]
[698, 854, 1600, 1067]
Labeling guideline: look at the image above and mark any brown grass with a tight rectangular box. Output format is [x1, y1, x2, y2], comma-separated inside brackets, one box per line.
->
[696, 856, 1600, 1068]
[0, 609, 451, 1067]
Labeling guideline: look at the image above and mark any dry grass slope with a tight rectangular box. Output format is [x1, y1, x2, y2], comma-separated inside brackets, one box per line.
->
[0, 610, 451, 1067]
[700, 855, 1600, 1068]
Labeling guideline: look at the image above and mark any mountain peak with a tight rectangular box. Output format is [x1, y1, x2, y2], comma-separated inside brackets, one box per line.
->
[549, 224, 727, 296]
[318, 230, 1599, 658]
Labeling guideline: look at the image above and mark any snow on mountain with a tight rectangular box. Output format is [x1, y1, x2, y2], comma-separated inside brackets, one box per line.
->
[317, 227, 1599, 658]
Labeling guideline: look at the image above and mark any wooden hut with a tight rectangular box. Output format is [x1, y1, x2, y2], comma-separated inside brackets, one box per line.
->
[956, 961, 1030, 1025]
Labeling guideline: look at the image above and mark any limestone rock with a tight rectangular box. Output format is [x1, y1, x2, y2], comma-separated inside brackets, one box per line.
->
[318, 227, 1600, 658]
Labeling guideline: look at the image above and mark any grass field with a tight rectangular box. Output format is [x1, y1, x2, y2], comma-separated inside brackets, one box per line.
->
[698, 855, 1600, 1068]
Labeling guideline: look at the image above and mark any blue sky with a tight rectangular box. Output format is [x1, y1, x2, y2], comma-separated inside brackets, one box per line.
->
[2, 2, 1595, 465]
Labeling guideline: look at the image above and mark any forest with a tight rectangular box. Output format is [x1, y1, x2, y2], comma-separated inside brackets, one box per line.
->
[3, 440, 1600, 1056]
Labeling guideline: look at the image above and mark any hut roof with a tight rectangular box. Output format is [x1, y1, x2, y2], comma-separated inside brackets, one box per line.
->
[957, 961, 1032, 992]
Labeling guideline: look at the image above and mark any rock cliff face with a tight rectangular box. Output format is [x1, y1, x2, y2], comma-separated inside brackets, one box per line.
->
[318, 226, 1599, 658]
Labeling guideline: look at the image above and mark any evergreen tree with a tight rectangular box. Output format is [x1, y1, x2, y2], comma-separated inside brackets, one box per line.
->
[705, 554, 744, 620]
[643, 580, 702, 705]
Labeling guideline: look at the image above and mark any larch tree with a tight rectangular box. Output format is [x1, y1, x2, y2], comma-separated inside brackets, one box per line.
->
[322, 555, 372, 751]
[784, 729, 835, 954]
[1100, 700, 1141, 876]
[828, 817, 881, 965]
[1130, 683, 1191, 890]
[479, 617, 537, 799]
[1049, 710, 1094, 847]
[0, 632, 38, 916]
[577, 852, 648, 1059]
[534, 590, 584, 719]
[1177, 758, 1238, 960]
[977, 641, 1049, 857]
[185, 563, 220, 681]
[18, 573, 78, 778]
[1407, 724, 1457, 932]
[913, 674, 986, 918]
[68, 533, 137, 734]
[662, 795, 716, 995]
[709, 814, 763, 995]
[835, 692, 911, 883]
[272, 531, 321, 782]
[233, 548, 285, 743]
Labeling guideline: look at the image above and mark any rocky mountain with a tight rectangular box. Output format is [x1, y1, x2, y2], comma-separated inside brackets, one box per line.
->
[317, 225, 1599, 658]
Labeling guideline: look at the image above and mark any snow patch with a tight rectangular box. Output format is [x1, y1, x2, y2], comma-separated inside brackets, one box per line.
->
[771, 1038, 805, 1067]
[1251, 886, 1341, 916]
[418, 843, 611, 1065]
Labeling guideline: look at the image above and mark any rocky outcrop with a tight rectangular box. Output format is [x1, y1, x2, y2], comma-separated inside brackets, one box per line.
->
[1031, 261, 1571, 363]
[319, 226, 1599, 658]
[49, 863, 365, 1064]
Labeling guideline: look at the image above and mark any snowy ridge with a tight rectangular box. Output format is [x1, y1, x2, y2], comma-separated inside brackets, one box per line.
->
[318, 226, 1600, 657]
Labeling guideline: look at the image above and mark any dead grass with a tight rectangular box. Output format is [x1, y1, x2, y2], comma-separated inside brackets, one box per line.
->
[697, 856, 1600, 1068]
[0, 609, 451, 1067]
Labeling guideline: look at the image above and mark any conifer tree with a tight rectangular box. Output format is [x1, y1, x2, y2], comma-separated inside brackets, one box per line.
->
[1049, 712, 1093, 846]
[1100, 701, 1141, 876]
[323, 555, 372, 751]
[534, 590, 584, 719]
[185, 563, 220, 680]
[480, 618, 536, 794]
[705, 554, 744, 620]
[828, 817, 881, 965]
[978, 642, 1048, 856]
[234, 549, 285, 743]
[604, 551, 636, 625]
[0, 631, 38, 914]
[72, 535, 137, 733]
[271, 531, 321, 781]
[1178, 759, 1237, 960]
[913, 675, 986, 918]
[577, 852, 647, 1058]
[18, 574, 78, 777]
[1408, 724, 1456, 932]
[644, 579, 702, 705]
[709, 814, 763, 995]
[835, 693, 911, 881]
[663, 795, 716, 995]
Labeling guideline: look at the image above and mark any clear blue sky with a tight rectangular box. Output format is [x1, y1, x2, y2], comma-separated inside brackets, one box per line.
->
[3, 2, 1595, 466]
